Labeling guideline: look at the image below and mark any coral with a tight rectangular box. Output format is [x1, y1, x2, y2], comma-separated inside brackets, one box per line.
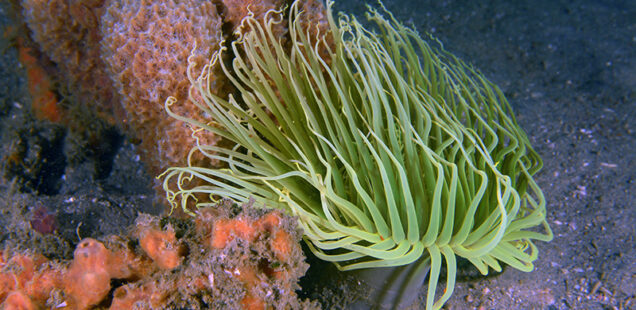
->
[202, 210, 293, 263]
[100, 0, 226, 177]
[0, 200, 316, 309]
[64, 238, 117, 309]
[23, 266, 62, 305]
[61, 236, 151, 309]
[134, 216, 183, 270]
[15, 0, 331, 200]
[0, 251, 63, 309]
[194, 204, 309, 309]
[100, 236, 153, 280]
[3, 291, 37, 310]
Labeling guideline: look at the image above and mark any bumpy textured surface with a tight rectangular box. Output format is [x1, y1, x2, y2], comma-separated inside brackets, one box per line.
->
[17, 0, 331, 196]
[100, 0, 224, 175]
[0, 200, 316, 309]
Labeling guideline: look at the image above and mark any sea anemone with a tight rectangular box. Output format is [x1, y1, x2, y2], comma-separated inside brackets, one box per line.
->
[161, 1, 553, 309]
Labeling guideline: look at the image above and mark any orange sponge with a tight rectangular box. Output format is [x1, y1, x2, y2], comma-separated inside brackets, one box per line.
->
[2, 291, 37, 310]
[24, 267, 62, 305]
[64, 238, 113, 309]
[17, 0, 332, 213]
[0, 200, 313, 309]
[16, 38, 61, 123]
[0, 251, 64, 309]
[102, 236, 153, 280]
[100, 0, 226, 177]
[210, 217, 258, 249]
[135, 221, 183, 270]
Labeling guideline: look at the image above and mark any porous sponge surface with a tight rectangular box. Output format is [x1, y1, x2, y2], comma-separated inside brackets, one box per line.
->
[17, 0, 330, 192]
[100, 0, 224, 173]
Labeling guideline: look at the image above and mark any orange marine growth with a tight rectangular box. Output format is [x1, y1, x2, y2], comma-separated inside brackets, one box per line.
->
[210, 217, 257, 249]
[0, 199, 314, 309]
[16, 38, 61, 123]
[2, 291, 37, 310]
[0, 250, 63, 309]
[23, 266, 63, 305]
[64, 238, 113, 310]
[271, 230, 292, 263]
[141, 228, 179, 269]
[136, 220, 183, 270]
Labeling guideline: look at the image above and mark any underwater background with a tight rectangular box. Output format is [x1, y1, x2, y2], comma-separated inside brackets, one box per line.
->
[0, 0, 634, 309]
